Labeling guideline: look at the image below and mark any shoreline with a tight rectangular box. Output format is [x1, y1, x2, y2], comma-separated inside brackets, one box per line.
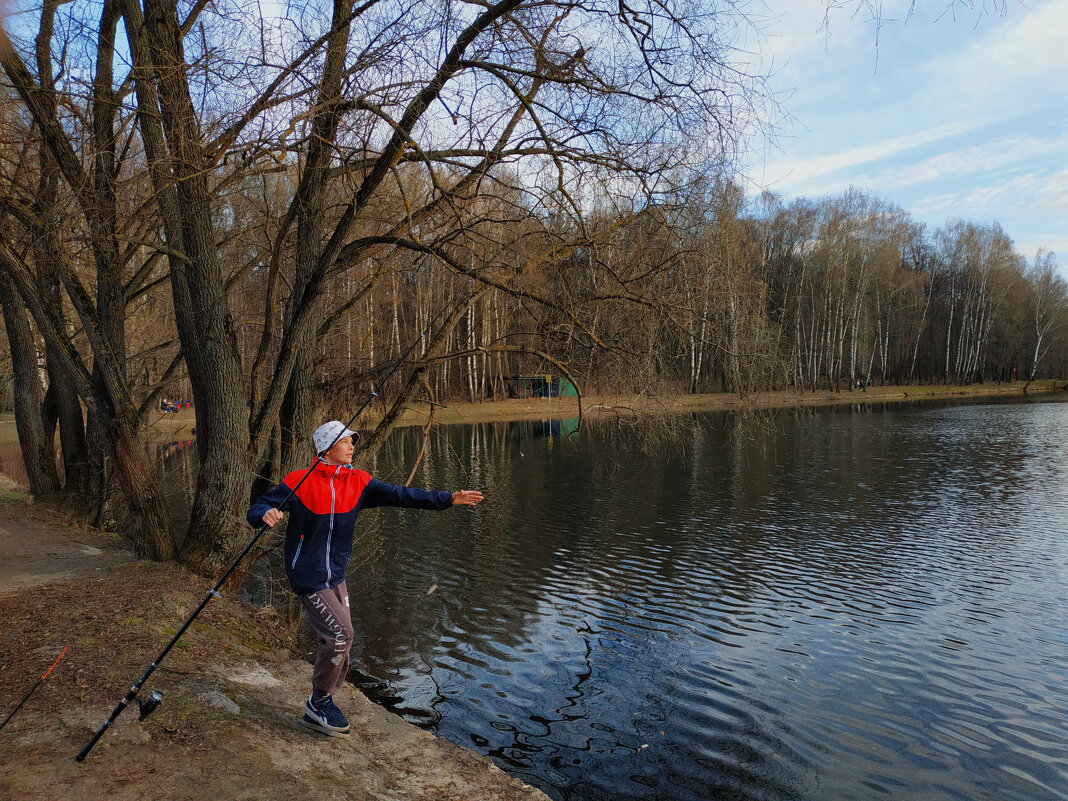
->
[137, 380, 1068, 437]
[0, 501, 548, 801]
[391, 379, 1068, 428]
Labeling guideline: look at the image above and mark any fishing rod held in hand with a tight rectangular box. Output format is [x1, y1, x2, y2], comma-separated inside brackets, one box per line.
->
[75, 332, 428, 762]
[0, 645, 68, 733]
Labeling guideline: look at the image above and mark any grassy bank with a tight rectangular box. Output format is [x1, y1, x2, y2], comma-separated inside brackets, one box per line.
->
[136, 379, 1067, 439]
[392, 379, 1068, 427]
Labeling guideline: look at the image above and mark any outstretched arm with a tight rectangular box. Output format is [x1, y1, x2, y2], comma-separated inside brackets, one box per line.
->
[361, 477, 483, 510]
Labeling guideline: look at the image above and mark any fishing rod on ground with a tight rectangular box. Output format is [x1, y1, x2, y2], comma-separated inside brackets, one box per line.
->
[75, 320, 440, 763]
[0, 645, 68, 733]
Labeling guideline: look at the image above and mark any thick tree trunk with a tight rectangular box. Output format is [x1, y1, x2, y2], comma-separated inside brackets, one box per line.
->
[0, 274, 61, 495]
[106, 401, 175, 560]
[81, 409, 110, 528]
[279, 342, 318, 471]
[123, 0, 252, 571]
[28, 4, 82, 500]
[0, 0, 177, 555]
[35, 216, 91, 504]
[279, 0, 352, 473]
[43, 349, 91, 500]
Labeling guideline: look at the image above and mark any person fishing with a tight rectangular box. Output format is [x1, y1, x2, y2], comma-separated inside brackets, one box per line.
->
[247, 420, 484, 738]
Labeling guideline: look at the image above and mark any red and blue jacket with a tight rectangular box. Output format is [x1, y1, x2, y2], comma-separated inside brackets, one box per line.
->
[247, 461, 453, 595]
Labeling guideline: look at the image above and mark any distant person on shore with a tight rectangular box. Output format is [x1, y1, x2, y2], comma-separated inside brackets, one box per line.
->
[247, 420, 484, 739]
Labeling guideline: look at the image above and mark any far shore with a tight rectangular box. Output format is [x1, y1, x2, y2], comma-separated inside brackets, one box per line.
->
[137, 379, 1068, 436]
[394, 379, 1068, 427]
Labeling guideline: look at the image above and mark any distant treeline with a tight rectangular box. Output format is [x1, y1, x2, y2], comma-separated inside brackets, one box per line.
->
[304, 181, 1066, 404]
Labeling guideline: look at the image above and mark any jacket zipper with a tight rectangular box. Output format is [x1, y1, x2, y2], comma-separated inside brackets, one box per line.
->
[325, 466, 339, 583]
[291, 533, 305, 570]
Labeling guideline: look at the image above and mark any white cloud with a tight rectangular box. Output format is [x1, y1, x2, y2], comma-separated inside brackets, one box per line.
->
[1014, 237, 1068, 262]
[761, 117, 986, 192]
[855, 130, 1068, 190]
[756, 0, 1068, 193]
[950, 0, 1068, 76]
[916, 0, 1068, 115]
[746, 0, 1067, 266]
[911, 166, 1068, 217]
[753, 0, 919, 70]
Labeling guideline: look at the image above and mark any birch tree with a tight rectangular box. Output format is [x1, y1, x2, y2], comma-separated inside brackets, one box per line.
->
[1025, 250, 1067, 383]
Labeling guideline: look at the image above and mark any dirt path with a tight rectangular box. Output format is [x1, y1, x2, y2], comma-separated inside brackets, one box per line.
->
[4, 657, 546, 801]
[0, 505, 132, 595]
[0, 501, 549, 801]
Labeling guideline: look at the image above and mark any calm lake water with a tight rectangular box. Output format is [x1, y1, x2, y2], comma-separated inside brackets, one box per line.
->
[346, 398, 1068, 801]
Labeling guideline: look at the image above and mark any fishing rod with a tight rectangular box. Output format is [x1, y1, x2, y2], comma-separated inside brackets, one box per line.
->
[75, 322, 437, 762]
[0, 645, 68, 733]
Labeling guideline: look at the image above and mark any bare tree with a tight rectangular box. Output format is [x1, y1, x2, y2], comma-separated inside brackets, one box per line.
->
[0, 0, 769, 569]
[1025, 250, 1067, 384]
[0, 0, 175, 558]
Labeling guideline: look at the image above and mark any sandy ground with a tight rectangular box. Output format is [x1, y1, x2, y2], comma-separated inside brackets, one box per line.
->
[0, 503, 133, 593]
[0, 500, 548, 801]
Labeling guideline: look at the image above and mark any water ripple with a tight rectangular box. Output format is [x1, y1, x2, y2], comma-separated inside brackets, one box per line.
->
[352, 398, 1068, 801]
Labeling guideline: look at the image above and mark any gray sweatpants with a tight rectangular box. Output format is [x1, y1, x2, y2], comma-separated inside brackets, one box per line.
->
[300, 581, 354, 696]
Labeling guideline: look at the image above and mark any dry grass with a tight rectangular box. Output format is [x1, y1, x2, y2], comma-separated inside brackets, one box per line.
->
[0, 554, 292, 740]
[392, 379, 1068, 427]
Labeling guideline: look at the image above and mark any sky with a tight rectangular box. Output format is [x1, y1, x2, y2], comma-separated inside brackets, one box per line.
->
[738, 0, 1067, 267]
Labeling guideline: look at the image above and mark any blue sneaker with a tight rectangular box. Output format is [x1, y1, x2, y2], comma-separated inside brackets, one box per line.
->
[301, 693, 351, 738]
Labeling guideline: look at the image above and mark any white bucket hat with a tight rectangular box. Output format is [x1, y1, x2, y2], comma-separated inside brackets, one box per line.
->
[312, 420, 357, 456]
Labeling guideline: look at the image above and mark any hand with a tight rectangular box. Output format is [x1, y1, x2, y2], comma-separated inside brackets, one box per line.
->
[262, 508, 284, 527]
[451, 490, 484, 507]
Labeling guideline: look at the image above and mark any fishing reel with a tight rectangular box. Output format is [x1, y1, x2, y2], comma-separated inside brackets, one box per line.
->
[137, 691, 164, 722]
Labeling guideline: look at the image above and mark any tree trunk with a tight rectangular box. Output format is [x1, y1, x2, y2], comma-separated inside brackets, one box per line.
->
[0, 273, 61, 495]
[907, 277, 932, 385]
[125, 0, 252, 571]
[279, 0, 352, 472]
[43, 348, 91, 500]
[34, 181, 91, 503]
[30, 3, 89, 502]
[1, 0, 177, 556]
